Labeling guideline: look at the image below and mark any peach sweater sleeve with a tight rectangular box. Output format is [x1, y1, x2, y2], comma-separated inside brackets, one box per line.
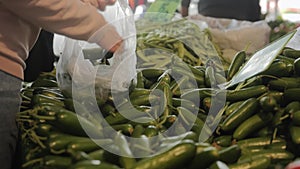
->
[0, 0, 111, 41]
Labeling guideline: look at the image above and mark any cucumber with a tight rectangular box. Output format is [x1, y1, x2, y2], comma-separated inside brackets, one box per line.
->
[218, 144, 241, 164]
[233, 112, 273, 140]
[205, 65, 217, 88]
[283, 48, 300, 59]
[220, 98, 259, 132]
[292, 110, 300, 125]
[259, 95, 278, 112]
[181, 88, 215, 104]
[226, 51, 246, 81]
[236, 137, 285, 149]
[31, 78, 58, 88]
[144, 125, 158, 137]
[260, 60, 293, 77]
[131, 140, 196, 169]
[129, 88, 152, 99]
[265, 91, 284, 104]
[294, 57, 300, 75]
[66, 138, 113, 153]
[209, 161, 230, 169]
[141, 68, 165, 80]
[225, 101, 244, 116]
[47, 134, 87, 152]
[285, 101, 300, 114]
[284, 88, 300, 102]
[67, 160, 121, 169]
[213, 135, 233, 147]
[225, 85, 268, 102]
[188, 146, 219, 169]
[172, 66, 205, 86]
[289, 125, 300, 144]
[87, 149, 105, 161]
[110, 124, 134, 136]
[238, 149, 294, 163]
[35, 123, 57, 137]
[136, 71, 145, 88]
[43, 155, 72, 169]
[229, 156, 270, 169]
[105, 106, 151, 125]
[172, 98, 199, 112]
[268, 77, 300, 91]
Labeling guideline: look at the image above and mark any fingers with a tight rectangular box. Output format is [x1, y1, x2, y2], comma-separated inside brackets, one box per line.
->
[109, 40, 123, 53]
[81, 0, 117, 11]
[95, 25, 123, 52]
[97, 0, 117, 11]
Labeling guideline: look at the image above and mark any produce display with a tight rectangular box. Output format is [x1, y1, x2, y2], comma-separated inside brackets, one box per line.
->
[17, 20, 300, 169]
[135, 19, 227, 69]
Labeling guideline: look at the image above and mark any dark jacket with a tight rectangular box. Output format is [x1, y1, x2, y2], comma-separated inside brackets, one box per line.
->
[181, 0, 261, 21]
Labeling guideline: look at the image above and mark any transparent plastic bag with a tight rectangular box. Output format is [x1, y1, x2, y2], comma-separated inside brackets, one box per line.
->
[55, 0, 137, 99]
[188, 14, 271, 60]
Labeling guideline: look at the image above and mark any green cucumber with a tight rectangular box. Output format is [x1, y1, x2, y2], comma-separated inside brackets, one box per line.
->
[213, 135, 233, 147]
[283, 48, 300, 59]
[188, 146, 219, 169]
[259, 95, 278, 112]
[294, 57, 300, 75]
[220, 98, 259, 132]
[226, 51, 246, 81]
[268, 77, 300, 91]
[225, 101, 244, 116]
[238, 149, 294, 163]
[233, 112, 273, 140]
[289, 125, 300, 144]
[292, 110, 300, 125]
[284, 88, 300, 102]
[225, 85, 268, 102]
[229, 156, 270, 169]
[218, 144, 241, 164]
[131, 140, 196, 169]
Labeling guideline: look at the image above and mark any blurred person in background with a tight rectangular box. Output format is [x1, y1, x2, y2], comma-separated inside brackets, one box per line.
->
[0, 0, 122, 168]
[180, 0, 262, 21]
[128, 0, 148, 13]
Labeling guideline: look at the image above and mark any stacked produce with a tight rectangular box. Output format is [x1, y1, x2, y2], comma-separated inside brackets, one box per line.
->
[135, 19, 227, 69]
[17, 44, 300, 168]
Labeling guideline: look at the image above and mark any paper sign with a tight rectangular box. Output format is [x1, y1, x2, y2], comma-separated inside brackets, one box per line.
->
[221, 30, 296, 89]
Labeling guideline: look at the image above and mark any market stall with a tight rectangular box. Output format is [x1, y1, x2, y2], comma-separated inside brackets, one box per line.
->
[16, 1, 300, 169]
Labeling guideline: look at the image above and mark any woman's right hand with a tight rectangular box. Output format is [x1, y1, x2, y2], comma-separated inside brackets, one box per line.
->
[81, 0, 117, 11]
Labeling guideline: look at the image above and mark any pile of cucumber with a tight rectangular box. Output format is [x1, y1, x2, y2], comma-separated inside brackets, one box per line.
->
[18, 47, 300, 169]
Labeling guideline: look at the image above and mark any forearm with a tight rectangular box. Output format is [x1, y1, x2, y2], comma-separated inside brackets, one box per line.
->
[1, 0, 107, 41]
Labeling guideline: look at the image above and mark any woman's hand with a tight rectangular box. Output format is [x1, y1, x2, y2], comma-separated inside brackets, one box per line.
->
[81, 0, 116, 11]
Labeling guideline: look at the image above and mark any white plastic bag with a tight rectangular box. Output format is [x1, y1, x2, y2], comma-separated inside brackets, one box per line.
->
[55, 0, 137, 98]
[187, 14, 271, 60]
